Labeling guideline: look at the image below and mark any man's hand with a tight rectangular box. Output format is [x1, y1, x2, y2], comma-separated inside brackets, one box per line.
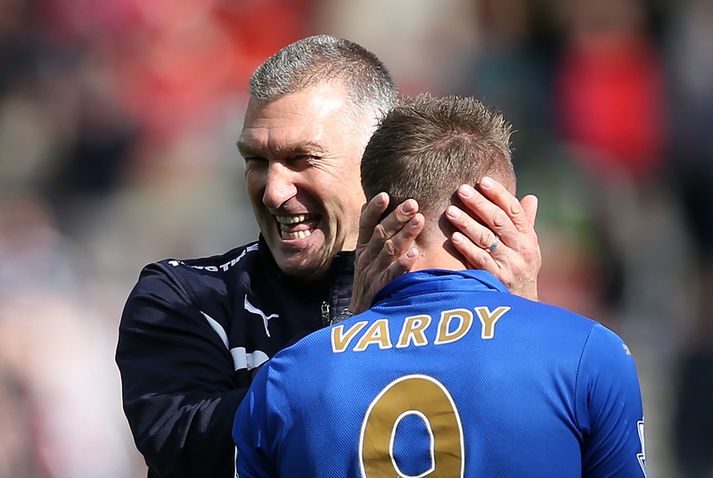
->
[350, 178, 541, 313]
[350, 193, 424, 314]
[446, 177, 541, 301]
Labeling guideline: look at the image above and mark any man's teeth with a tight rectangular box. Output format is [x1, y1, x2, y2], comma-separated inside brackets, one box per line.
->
[282, 229, 312, 239]
[276, 214, 309, 225]
[276, 214, 315, 240]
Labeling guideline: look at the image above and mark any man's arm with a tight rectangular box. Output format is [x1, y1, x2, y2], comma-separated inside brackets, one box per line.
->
[577, 324, 646, 477]
[116, 264, 245, 478]
[350, 178, 541, 313]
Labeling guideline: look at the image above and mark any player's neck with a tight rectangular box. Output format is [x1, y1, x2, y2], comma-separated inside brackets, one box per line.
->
[410, 236, 469, 273]
[409, 213, 469, 272]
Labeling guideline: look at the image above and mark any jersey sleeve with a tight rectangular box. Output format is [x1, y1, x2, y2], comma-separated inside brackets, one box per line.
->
[116, 263, 247, 478]
[233, 363, 279, 478]
[577, 323, 646, 477]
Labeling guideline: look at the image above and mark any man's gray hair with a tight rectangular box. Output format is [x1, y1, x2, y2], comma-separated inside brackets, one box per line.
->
[250, 35, 397, 122]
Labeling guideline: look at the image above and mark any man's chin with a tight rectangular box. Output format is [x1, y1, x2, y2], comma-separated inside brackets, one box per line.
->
[270, 244, 329, 280]
[276, 256, 329, 280]
[262, 230, 334, 279]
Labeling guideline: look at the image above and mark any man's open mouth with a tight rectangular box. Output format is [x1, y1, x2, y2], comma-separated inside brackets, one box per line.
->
[275, 214, 320, 240]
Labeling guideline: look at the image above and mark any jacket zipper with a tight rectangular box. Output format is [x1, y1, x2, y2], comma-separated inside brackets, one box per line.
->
[321, 301, 330, 326]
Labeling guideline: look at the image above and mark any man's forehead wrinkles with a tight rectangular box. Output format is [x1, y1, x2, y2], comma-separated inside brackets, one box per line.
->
[273, 141, 325, 154]
[237, 135, 326, 156]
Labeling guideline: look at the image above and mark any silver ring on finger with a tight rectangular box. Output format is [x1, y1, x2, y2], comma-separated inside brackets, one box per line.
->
[486, 236, 500, 252]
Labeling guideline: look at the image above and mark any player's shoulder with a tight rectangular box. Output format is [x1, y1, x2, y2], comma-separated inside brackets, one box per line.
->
[580, 321, 634, 361]
[498, 295, 625, 359]
[510, 295, 600, 332]
[531, 298, 635, 357]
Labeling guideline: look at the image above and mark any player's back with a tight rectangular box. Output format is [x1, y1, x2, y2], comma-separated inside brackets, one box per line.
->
[234, 269, 645, 478]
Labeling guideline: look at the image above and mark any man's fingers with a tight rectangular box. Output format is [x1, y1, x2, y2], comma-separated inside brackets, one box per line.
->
[389, 213, 424, 257]
[450, 182, 542, 302]
[451, 232, 499, 275]
[383, 246, 420, 283]
[446, 205, 500, 250]
[372, 213, 424, 270]
[357, 193, 389, 250]
[380, 198, 419, 237]
[477, 177, 533, 233]
[520, 194, 538, 225]
[360, 198, 420, 260]
[456, 184, 519, 243]
[351, 224, 421, 314]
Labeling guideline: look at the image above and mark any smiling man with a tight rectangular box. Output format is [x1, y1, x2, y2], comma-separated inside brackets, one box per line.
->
[238, 81, 370, 279]
[116, 35, 542, 478]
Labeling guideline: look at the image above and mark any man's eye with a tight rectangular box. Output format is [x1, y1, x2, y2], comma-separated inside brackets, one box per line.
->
[288, 155, 321, 169]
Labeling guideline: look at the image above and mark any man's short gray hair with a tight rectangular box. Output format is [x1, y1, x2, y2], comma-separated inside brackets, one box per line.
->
[249, 35, 397, 122]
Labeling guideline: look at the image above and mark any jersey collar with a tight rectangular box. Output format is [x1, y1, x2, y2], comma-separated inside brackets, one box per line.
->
[373, 269, 510, 305]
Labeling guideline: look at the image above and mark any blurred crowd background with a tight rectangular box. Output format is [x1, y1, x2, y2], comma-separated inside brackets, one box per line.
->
[1, 0, 711, 476]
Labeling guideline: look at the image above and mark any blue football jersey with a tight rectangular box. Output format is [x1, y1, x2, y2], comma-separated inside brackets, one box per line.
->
[233, 269, 646, 477]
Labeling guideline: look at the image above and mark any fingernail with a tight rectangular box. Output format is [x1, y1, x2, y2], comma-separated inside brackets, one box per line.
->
[402, 199, 416, 214]
[376, 193, 387, 206]
[480, 177, 493, 189]
[458, 184, 474, 198]
[406, 247, 418, 258]
[452, 232, 463, 244]
[446, 205, 460, 219]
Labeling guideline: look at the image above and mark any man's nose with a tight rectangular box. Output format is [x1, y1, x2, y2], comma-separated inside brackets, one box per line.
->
[263, 162, 297, 209]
